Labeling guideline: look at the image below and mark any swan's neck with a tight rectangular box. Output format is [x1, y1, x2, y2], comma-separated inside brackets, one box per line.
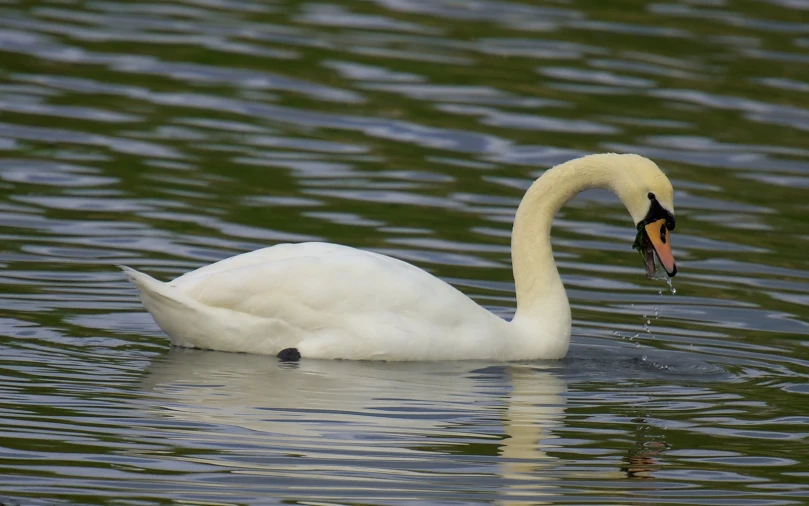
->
[509, 156, 616, 356]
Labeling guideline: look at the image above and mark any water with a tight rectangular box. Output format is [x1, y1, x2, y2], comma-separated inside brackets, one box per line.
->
[2, 0, 809, 504]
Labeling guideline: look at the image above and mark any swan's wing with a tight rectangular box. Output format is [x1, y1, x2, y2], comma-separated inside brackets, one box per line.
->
[170, 242, 345, 286]
[172, 242, 483, 326]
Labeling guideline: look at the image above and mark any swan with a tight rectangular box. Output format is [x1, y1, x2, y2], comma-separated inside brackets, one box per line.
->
[122, 153, 677, 361]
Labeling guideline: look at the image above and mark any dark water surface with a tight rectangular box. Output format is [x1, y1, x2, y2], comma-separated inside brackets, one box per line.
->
[2, 0, 809, 504]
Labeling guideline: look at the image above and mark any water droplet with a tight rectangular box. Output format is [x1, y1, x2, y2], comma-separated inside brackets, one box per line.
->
[665, 277, 676, 294]
[646, 319, 651, 325]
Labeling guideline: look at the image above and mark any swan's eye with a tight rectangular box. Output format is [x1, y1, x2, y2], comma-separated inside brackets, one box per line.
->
[647, 192, 656, 200]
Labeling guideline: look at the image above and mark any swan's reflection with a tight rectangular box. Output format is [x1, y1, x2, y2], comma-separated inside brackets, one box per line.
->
[140, 349, 568, 501]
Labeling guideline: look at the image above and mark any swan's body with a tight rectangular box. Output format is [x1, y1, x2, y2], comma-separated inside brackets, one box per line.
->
[123, 153, 677, 361]
[122, 243, 554, 360]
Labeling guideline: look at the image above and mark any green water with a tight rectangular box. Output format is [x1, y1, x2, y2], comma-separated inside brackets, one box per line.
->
[1, 0, 809, 504]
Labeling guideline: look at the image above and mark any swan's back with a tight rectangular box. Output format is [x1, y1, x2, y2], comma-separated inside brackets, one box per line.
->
[171, 242, 345, 287]
[173, 243, 468, 316]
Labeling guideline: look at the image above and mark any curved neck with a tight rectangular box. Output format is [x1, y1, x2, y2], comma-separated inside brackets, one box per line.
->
[510, 155, 616, 333]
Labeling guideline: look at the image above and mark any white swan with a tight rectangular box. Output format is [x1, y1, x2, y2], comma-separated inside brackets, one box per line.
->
[122, 153, 677, 361]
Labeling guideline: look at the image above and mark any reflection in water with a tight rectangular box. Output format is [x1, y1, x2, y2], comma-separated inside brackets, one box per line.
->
[142, 350, 567, 502]
[498, 366, 566, 505]
[622, 436, 668, 480]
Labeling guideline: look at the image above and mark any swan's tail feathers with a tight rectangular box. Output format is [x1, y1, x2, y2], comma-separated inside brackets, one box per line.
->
[119, 265, 189, 310]
[119, 265, 156, 286]
[120, 265, 214, 348]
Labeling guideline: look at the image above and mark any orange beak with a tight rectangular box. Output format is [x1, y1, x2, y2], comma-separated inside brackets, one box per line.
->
[644, 219, 677, 277]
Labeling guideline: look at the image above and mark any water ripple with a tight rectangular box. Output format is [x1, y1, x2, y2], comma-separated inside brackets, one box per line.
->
[1, 0, 809, 504]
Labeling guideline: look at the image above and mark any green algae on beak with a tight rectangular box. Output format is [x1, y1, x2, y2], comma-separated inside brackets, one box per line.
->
[632, 222, 657, 279]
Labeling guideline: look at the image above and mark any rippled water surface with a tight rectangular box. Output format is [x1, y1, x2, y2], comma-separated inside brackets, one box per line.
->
[2, 0, 809, 504]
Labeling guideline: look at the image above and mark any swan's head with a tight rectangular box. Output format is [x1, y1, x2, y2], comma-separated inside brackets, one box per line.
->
[608, 154, 677, 278]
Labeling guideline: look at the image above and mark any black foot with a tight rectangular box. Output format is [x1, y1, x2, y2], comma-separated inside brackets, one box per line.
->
[277, 348, 301, 362]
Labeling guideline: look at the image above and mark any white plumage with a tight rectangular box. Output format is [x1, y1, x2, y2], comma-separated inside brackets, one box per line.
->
[123, 243, 508, 360]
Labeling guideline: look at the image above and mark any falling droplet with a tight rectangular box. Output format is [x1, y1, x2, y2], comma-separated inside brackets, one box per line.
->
[666, 277, 676, 294]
